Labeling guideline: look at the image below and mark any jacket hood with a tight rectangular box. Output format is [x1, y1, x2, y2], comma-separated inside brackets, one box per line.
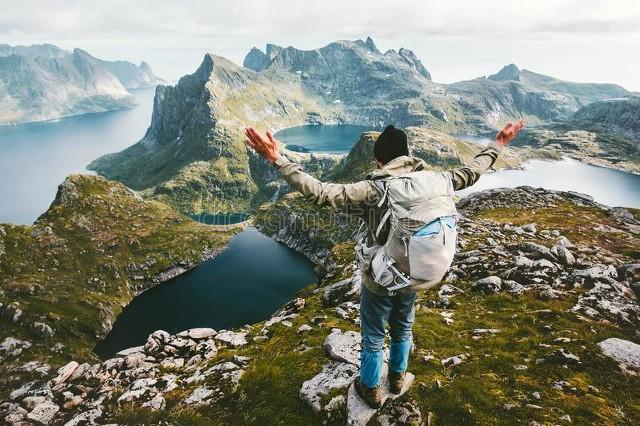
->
[366, 155, 426, 180]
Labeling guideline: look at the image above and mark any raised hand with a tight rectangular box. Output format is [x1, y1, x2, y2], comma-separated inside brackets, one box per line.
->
[495, 118, 525, 149]
[244, 127, 281, 164]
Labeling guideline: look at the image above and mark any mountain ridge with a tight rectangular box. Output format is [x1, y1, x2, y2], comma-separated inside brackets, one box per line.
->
[0, 44, 163, 124]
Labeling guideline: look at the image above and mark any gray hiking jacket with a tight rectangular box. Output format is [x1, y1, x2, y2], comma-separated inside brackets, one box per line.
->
[274, 143, 503, 295]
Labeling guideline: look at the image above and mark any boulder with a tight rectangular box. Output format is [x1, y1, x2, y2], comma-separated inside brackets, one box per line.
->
[215, 331, 248, 347]
[346, 369, 415, 426]
[32, 322, 55, 339]
[177, 328, 217, 340]
[116, 345, 145, 356]
[472, 276, 502, 294]
[64, 408, 103, 426]
[26, 401, 59, 424]
[323, 275, 361, 307]
[598, 338, 640, 372]
[300, 361, 358, 413]
[324, 329, 361, 366]
[184, 386, 213, 405]
[51, 361, 79, 386]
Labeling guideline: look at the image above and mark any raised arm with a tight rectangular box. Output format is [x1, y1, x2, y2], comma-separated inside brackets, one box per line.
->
[244, 127, 378, 210]
[449, 119, 524, 190]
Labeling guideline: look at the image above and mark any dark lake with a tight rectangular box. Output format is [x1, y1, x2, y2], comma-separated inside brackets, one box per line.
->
[95, 227, 316, 358]
[276, 124, 377, 154]
[0, 88, 156, 225]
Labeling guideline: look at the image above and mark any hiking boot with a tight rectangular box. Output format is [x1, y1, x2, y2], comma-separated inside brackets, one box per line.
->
[389, 371, 406, 394]
[354, 376, 382, 408]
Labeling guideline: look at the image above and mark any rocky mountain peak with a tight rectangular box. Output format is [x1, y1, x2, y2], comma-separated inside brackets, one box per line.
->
[364, 36, 380, 54]
[488, 63, 521, 81]
[398, 47, 432, 80]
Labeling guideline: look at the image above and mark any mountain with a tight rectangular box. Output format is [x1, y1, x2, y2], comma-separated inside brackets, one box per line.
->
[98, 59, 164, 89]
[0, 44, 163, 124]
[449, 63, 629, 128]
[3, 182, 639, 424]
[89, 38, 633, 215]
[572, 96, 640, 138]
[89, 53, 343, 213]
[0, 174, 233, 395]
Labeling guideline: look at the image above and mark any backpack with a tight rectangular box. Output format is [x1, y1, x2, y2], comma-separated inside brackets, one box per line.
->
[355, 170, 458, 294]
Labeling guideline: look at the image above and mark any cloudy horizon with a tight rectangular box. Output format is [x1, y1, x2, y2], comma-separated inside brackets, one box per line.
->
[1, 0, 639, 90]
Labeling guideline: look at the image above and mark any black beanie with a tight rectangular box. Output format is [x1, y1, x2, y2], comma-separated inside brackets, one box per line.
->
[374, 125, 409, 164]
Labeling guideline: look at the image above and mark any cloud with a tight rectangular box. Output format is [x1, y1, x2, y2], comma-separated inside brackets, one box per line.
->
[1, 0, 639, 40]
[1, 0, 638, 90]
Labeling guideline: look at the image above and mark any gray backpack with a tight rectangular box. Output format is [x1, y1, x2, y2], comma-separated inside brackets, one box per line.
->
[356, 170, 458, 294]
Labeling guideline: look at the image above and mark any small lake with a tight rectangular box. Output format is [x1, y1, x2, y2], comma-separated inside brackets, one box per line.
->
[0, 88, 156, 225]
[95, 227, 316, 359]
[276, 124, 377, 154]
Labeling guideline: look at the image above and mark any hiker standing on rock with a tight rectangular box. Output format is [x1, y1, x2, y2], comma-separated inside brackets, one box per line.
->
[245, 120, 524, 408]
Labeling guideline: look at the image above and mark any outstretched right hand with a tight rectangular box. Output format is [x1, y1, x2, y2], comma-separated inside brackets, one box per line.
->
[495, 119, 525, 149]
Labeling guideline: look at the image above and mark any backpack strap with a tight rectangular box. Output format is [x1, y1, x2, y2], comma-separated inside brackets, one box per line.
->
[373, 179, 392, 240]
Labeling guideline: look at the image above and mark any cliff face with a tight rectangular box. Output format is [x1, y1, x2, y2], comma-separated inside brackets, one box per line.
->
[90, 53, 343, 213]
[572, 96, 640, 138]
[450, 64, 630, 129]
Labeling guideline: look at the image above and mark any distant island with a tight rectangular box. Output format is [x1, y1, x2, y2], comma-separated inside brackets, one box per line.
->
[0, 44, 164, 125]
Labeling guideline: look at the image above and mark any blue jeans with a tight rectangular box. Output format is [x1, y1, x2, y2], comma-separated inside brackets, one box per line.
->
[359, 284, 417, 387]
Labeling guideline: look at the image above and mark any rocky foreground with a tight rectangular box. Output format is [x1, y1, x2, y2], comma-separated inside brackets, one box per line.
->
[2, 186, 639, 425]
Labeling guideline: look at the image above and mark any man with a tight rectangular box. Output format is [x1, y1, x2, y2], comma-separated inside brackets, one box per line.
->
[245, 120, 524, 408]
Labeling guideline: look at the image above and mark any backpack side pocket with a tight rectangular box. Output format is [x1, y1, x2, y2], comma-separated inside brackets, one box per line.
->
[408, 220, 457, 282]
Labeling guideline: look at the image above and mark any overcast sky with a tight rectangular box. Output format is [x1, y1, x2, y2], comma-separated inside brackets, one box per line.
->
[1, 0, 639, 90]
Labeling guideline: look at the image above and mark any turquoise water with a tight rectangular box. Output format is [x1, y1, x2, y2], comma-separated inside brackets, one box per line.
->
[0, 88, 156, 225]
[275, 124, 377, 154]
[95, 227, 316, 358]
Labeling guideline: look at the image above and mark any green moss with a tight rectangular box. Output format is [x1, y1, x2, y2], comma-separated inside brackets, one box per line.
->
[0, 174, 234, 396]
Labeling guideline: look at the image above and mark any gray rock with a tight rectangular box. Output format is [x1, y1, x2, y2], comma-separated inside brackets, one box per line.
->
[26, 401, 59, 424]
[142, 394, 166, 411]
[177, 328, 217, 340]
[502, 280, 525, 295]
[3, 403, 27, 423]
[31, 322, 55, 339]
[299, 361, 358, 413]
[346, 369, 415, 426]
[297, 324, 313, 333]
[598, 338, 640, 372]
[519, 242, 556, 260]
[438, 284, 464, 298]
[116, 345, 145, 356]
[64, 408, 103, 426]
[553, 245, 576, 266]
[323, 275, 361, 307]
[21, 396, 47, 411]
[0, 337, 32, 358]
[472, 276, 502, 294]
[215, 330, 248, 347]
[117, 388, 147, 403]
[324, 329, 361, 366]
[51, 361, 79, 385]
[184, 386, 213, 405]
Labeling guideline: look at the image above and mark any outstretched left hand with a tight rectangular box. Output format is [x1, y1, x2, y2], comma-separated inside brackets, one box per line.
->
[244, 127, 281, 164]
